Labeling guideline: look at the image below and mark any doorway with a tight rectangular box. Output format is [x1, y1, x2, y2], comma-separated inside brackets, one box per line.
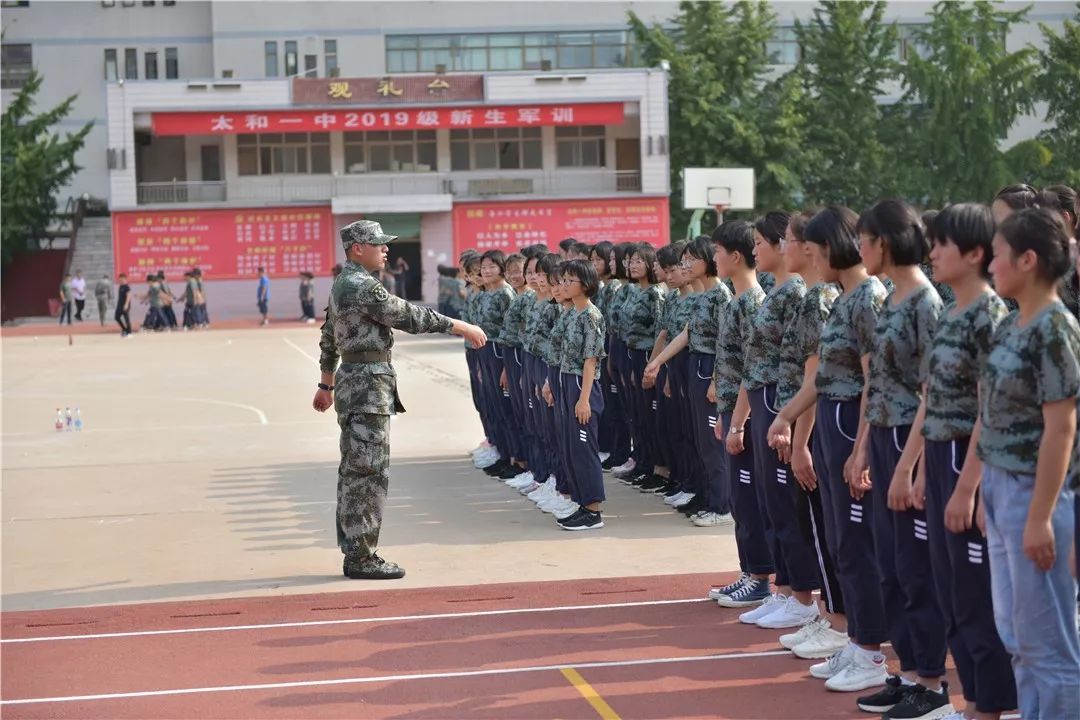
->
[615, 138, 642, 191]
[201, 145, 222, 182]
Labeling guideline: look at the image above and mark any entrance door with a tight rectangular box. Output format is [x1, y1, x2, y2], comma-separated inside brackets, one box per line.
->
[201, 145, 222, 182]
[386, 241, 421, 300]
[615, 138, 641, 191]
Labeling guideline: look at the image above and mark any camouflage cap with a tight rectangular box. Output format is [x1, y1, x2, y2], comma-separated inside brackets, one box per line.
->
[340, 220, 398, 250]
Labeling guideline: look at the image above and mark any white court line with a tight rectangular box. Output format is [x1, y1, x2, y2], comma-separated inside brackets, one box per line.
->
[283, 336, 319, 365]
[0, 647, 789, 706]
[2, 598, 709, 645]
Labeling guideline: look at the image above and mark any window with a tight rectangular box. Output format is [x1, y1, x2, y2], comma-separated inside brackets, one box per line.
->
[142, 1, 155, 5]
[450, 128, 541, 171]
[104, 48, 118, 81]
[386, 31, 639, 73]
[264, 41, 278, 77]
[324, 39, 338, 77]
[766, 27, 801, 65]
[237, 133, 330, 175]
[556, 125, 605, 167]
[895, 25, 931, 62]
[122, 0, 135, 6]
[163, 0, 175, 5]
[1, 43, 32, 88]
[100, 0, 115, 5]
[165, 47, 178, 78]
[304, 54, 317, 78]
[343, 131, 436, 173]
[124, 48, 138, 79]
[144, 50, 158, 79]
[284, 40, 297, 76]
[1, 1, 31, 7]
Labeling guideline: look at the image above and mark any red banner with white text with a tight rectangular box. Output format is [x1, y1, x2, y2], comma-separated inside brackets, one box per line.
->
[452, 197, 670, 256]
[152, 103, 625, 135]
[112, 206, 334, 280]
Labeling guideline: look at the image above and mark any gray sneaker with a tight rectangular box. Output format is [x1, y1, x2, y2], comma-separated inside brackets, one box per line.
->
[343, 554, 406, 580]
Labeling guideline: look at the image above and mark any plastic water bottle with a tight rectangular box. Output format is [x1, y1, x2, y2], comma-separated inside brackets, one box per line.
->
[55, 408, 64, 432]
[65, 407, 73, 432]
[74, 407, 83, 432]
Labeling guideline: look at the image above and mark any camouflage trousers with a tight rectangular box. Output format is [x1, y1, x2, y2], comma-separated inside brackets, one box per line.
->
[336, 411, 390, 559]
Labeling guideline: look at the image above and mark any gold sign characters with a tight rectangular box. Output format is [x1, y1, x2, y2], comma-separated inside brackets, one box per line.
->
[376, 78, 403, 97]
[427, 77, 450, 93]
[327, 81, 352, 99]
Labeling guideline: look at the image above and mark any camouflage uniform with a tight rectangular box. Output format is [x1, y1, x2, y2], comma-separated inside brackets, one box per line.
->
[777, 282, 840, 407]
[977, 301, 1080, 486]
[559, 303, 607, 375]
[745, 276, 806, 391]
[714, 287, 765, 413]
[319, 221, 453, 563]
[620, 284, 665, 351]
[498, 287, 535, 348]
[816, 277, 887, 401]
[866, 285, 943, 427]
[922, 291, 1008, 442]
[687, 282, 733, 354]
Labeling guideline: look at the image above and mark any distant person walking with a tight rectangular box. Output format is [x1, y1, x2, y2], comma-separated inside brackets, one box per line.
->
[157, 271, 178, 329]
[115, 273, 132, 337]
[58, 273, 73, 325]
[70, 270, 87, 321]
[299, 272, 316, 323]
[193, 268, 209, 328]
[392, 257, 410, 298]
[94, 274, 113, 326]
[257, 267, 271, 326]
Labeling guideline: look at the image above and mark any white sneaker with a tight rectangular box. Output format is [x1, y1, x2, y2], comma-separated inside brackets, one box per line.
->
[739, 593, 786, 625]
[553, 498, 580, 520]
[824, 648, 888, 692]
[756, 596, 819, 629]
[538, 493, 571, 514]
[612, 459, 637, 478]
[474, 449, 500, 468]
[528, 479, 556, 502]
[792, 623, 849, 659]
[809, 642, 855, 680]
[665, 491, 693, 507]
[708, 572, 749, 600]
[518, 481, 540, 495]
[779, 617, 824, 650]
[505, 471, 534, 488]
[691, 511, 733, 527]
[470, 440, 492, 455]
[598, 452, 611, 463]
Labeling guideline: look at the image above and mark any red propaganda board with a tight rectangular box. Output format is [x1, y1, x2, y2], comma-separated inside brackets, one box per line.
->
[151, 103, 624, 135]
[112, 206, 334, 280]
[452, 197, 670, 256]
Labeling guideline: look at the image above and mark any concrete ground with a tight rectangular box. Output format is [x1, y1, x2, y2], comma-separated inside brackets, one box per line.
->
[2, 326, 739, 612]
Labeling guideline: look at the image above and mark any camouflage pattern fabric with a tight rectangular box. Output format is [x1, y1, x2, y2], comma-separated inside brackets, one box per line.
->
[148, 284, 163, 308]
[977, 301, 1080, 483]
[529, 299, 563, 365]
[757, 271, 775, 295]
[922, 291, 1008, 442]
[777, 282, 840, 407]
[185, 277, 197, 304]
[714, 287, 765, 413]
[669, 288, 695, 341]
[336, 412, 390, 557]
[340, 219, 397, 250]
[594, 279, 621, 320]
[560, 303, 607, 375]
[621, 284, 665, 350]
[745, 276, 806, 390]
[497, 288, 535, 348]
[922, 262, 956, 307]
[473, 284, 514, 338]
[606, 282, 635, 337]
[545, 304, 573, 367]
[816, 277, 887, 401]
[463, 286, 481, 324]
[866, 284, 943, 427]
[1058, 266, 1079, 318]
[687, 282, 733, 355]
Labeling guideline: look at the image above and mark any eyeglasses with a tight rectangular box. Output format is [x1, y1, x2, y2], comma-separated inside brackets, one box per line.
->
[559, 278, 582, 286]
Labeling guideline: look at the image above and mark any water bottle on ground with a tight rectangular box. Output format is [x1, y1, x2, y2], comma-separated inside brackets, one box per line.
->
[65, 407, 73, 432]
[74, 408, 83, 432]
[55, 408, 64, 432]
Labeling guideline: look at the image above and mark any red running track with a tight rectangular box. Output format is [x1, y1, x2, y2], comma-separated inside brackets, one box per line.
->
[1, 573, 961, 719]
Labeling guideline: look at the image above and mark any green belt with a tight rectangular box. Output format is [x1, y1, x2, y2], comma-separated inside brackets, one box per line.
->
[341, 350, 391, 363]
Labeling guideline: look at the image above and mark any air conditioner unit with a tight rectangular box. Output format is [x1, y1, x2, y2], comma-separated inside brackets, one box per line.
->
[540, 59, 552, 71]
[222, 69, 234, 78]
[435, 63, 447, 74]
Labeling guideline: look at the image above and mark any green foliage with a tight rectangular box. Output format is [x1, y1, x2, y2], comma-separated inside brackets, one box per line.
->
[1, 71, 91, 267]
[629, 1, 804, 236]
[795, 1, 899, 208]
[1031, 3, 1080, 188]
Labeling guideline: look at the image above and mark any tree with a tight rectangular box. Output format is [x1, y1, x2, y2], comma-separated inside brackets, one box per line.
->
[794, 1, 898, 209]
[629, 1, 804, 236]
[897, 1, 1036, 206]
[1, 71, 91, 267]
[1030, 2, 1080, 188]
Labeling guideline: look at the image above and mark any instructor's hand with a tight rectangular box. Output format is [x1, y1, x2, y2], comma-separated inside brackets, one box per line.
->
[452, 319, 488, 349]
[313, 388, 333, 413]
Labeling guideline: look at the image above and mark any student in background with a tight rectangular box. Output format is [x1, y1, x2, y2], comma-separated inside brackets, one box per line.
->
[58, 273, 73, 326]
[257, 267, 271, 326]
[300, 272, 317, 323]
[114, 273, 132, 337]
[94, 274, 113, 326]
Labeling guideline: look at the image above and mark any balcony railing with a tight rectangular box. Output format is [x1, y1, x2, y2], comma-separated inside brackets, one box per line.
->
[135, 170, 644, 205]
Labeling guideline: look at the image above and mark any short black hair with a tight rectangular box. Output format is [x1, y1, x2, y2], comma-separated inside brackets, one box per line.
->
[933, 203, 995, 278]
[536, 252, 561, 279]
[630, 244, 659, 284]
[558, 237, 577, 252]
[804, 205, 862, 270]
[754, 210, 790, 245]
[682, 236, 717, 276]
[571, 241, 592, 257]
[856, 198, 928, 266]
[789, 210, 815, 242]
[714, 220, 757, 269]
[611, 242, 637, 281]
[921, 210, 939, 244]
[459, 249, 480, 264]
[521, 243, 548, 260]
[480, 249, 507, 275]
[1039, 184, 1078, 233]
[656, 242, 685, 269]
[994, 183, 1038, 211]
[505, 253, 525, 268]
[998, 207, 1072, 283]
[256, 267, 265, 274]
[119, 273, 127, 278]
[590, 241, 614, 277]
[146, 274, 156, 282]
[562, 259, 600, 298]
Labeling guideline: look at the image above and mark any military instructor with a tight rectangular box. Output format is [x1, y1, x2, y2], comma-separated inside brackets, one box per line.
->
[313, 220, 487, 580]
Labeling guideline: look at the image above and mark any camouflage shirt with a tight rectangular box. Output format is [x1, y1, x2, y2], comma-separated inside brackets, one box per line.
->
[529, 299, 563, 364]
[607, 282, 635, 337]
[777, 282, 840, 407]
[497, 288, 534, 348]
[687, 282, 733, 355]
[662, 289, 690, 341]
[319, 260, 453, 415]
[922, 290, 1009, 442]
[185, 277, 198, 304]
[594, 279, 620, 321]
[559, 303, 607, 375]
[866, 284, 943, 427]
[714, 287, 766, 413]
[474, 284, 514, 340]
[463, 286, 481, 324]
[545, 305, 573, 366]
[621, 283, 666, 350]
[977, 301, 1080, 481]
[746, 276, 806, 390]
[816, 277, 887, 401]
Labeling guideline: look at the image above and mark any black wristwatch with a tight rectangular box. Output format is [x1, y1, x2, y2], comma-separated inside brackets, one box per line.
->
[318, 382, 334, 391]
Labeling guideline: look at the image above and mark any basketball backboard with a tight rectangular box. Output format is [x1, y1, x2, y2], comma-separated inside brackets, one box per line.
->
[682, 168, 755, 210]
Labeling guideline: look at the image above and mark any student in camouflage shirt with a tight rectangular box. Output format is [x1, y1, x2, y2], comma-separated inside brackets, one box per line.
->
[589, 241, 623, 464]
[604, 243, 639, 473]
[315, 221, 485, 580]
[498, 253, 537, 487]
[977, 208, 1080, 719]
[459, 251, 493, 452]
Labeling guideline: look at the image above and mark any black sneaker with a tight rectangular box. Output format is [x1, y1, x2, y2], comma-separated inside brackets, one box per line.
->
[638, 475, 668, 493]
[857, 676, 915, 713]
[343, 554, 406, 580]
[626, 472, 650, 488]
[498, 465, 523, 480]
[483, 460, 510, 476]
[883, 682, 954, 719]
[663, 483, 683, 499]
[676, 495, 707, 516]
[602, 456, 624, 471]
[557, 508, 604, 531]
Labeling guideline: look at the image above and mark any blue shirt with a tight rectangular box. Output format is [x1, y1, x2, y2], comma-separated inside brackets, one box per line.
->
[257, 275, 270, 300]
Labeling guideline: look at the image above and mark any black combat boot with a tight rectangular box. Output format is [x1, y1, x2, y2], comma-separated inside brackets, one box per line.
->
[343, 554, 406, 580]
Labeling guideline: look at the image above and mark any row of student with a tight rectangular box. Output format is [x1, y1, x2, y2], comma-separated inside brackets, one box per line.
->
[136, 269, 211, 333]
[462, 186, 1079, 720]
